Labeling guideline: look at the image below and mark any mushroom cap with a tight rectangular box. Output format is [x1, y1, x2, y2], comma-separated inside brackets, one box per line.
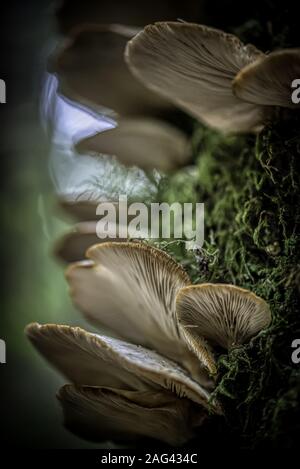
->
[50, 24, 171, 117]
[26, 323, 147, 390]
[55, 230, 98, 263]
[65, 242, 216, 383]
[26, 323, 212, 406]
[54, 222, 103, 263]
[57, 198, 146, 222]
[57, 199, 100, 222]
[126, 22, 266, 133]
[58, 385, 201, 446]
[54, 221, 131, 263]
[76, 117, 191, 172]
[176, 284, 271, 372]
[233, 48, 300, 109]
[65, 242, 194, 364]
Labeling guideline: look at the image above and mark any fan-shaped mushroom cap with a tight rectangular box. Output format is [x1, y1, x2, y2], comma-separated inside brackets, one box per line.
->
[233, 48, 300, 108]
[26, 323, 212, 406]
[126, 22, 266, 133]
[176, 284, 271, 373]
[50, 24, 171, 116]
[54, 222, 99, 263]
[76, 117, 191, 171]
[65, 243, 193, 361]
[65, 242, 214, 382]
[26, 323, 145, 390]
[57, 199, 100, 222]
[54, 221, 130, 263]
[58, 385, 203, 446]
[57, 198, 146, 222]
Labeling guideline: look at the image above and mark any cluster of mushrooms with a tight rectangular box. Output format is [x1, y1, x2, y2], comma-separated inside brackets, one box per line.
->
[27, 0, 300, 446]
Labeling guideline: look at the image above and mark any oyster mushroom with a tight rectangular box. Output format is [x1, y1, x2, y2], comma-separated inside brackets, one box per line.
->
[49, 26, 192, 171]
[26, 324, 211, 406]
[76, 117, 191, 171]
[176, 284, 271, 374]
[57, 199, 100, 222]
[65, 242, 195, 366]
[50, 24, 171, 117]
[58, 386, 199, 445]
[126, 22, 300, 133]
[233, 48, 300, 108]
[26, 323, 208, 446]
[26, 243, 271, 445]
[54, 220, 136, 263]
[126, 22, 266, 133]
[55, 199, 155, 263]
[54, 221, 101, 263]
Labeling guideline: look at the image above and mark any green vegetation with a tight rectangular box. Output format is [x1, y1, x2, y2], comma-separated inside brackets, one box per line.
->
[157, 101, 300, 450]
[154, 2, 300, 447]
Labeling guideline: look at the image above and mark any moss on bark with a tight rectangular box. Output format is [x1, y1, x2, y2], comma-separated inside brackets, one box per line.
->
[156, 2, 300, 447]
[196, 115, 300, 449]
[157, 112, 300, 449]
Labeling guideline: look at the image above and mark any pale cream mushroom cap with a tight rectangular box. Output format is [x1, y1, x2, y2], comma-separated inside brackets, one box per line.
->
[76, 117, 191, 171]
[54, 222, 99, 263]
[176, 284, 271, 373]
[50, 24, 171, 116]
[65, 242, 191, 362]
[54, 221, 130, 263]
[126, 22, 266, 133]
[233, 48, 300, 108]
[57, 199, 141, 223]
[65, 242, 212, 383]
[58, 385, 202, 446]
[26, 323, 213, 407]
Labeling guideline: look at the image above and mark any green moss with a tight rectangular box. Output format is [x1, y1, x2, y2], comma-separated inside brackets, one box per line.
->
[157, 112, 300, 448]
[154, 1, 300, 448]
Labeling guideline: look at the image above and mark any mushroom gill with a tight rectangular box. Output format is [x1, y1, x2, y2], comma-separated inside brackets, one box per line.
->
[26, 323, 212, 406]
[126, 22, 266, 133]
[58, 385, 199, 446]
[233, 48, 300, 108]
[176, 284, 271, 373]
